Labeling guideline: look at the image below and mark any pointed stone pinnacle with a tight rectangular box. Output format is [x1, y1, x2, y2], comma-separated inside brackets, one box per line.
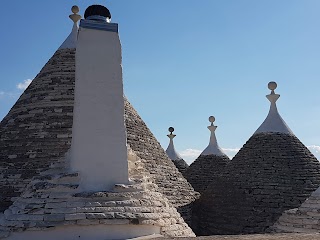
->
[254, 81, 293, 135]
[201, 116, 225, 156]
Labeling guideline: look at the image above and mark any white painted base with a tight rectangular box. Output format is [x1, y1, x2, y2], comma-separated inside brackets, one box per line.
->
[166, 139, 182, 161]
[7, 224, 161, 240]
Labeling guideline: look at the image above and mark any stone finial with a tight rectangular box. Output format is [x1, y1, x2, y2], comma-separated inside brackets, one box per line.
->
[207, 116, 218, 135]
[209, 116, 215, 125]
[201, 116, 226, 156]
[254, 82, 293, 135]
[167, 127, 176, 140]
[266, 81, 280, 104]
[268, 81, 277, 91]
[208, 116, 217, 129]
[166, 127, 182, 161]
[70, 5, 81, 23]
[58, 5, 81, 50]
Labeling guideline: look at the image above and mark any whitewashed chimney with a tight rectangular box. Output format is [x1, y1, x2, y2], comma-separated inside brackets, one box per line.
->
[71, 5, 129, 191]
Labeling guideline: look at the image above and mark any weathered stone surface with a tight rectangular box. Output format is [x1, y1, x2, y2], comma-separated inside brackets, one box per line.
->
[272, 194, 320, 233]
[172, 159, 189, 176]
[0, 48, 198, 226]
[124, 100, 199, 224]
[185, 154, 230, 194]
[193, 133, 320, 235]
[65, 213, 86, 220]
[0, 145, 195, 238]
[0, 49, 75, 212]
[43, 214, 65, 222]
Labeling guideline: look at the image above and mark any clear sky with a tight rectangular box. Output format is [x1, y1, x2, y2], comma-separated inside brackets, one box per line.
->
[1, 1, 320, 163]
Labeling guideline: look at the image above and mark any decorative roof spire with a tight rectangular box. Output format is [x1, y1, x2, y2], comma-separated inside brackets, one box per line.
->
[70, 5, 81, 23]
[58, 5, 81, 50]
[201, 116, 226, 156]
[166, 127, 182, 161]
[254, 82, 293, 135]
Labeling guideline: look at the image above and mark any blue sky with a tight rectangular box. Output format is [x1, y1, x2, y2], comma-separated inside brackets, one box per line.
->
[1, 1, 320, 163]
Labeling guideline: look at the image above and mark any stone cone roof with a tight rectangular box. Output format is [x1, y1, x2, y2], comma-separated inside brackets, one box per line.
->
[0, 48, 199, 224]
[0, 49, 75, 212]
[193, 132, 320, 235]
[184, 154, 230, 194]
[184, 116, 230, 194]
[124, 101, 199, 223]
[0, 147, 195, 238]
[172, 159, 189, 176]
[272, 188, 320, 233]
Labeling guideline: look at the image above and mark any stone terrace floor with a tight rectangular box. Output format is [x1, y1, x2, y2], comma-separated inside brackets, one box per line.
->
[158, 233, 320, 240]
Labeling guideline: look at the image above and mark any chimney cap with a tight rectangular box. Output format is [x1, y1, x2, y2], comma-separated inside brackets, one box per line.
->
[84, 5, 111, 20]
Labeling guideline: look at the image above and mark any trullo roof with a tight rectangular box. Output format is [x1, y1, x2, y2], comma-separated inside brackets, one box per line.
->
[184, 116, 230, 194]
[192, 82, 320, 235]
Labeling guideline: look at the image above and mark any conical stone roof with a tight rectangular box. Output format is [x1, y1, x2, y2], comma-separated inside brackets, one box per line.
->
[272, 186, 320, 233]
[0, 147, 195, 238]
[185, 154, 229, 195]
[185, 116, 230, 194]
[0, 48, 75, 213]
[193, 82, 320, 235]
[124, 101, 198, 223]
[165, 127, 189, 175]
[0, 11, 198, 226]
[172, 159, 189, 176]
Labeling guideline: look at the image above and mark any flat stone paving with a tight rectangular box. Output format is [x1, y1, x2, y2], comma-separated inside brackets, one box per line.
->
[158, 233, 320, 240]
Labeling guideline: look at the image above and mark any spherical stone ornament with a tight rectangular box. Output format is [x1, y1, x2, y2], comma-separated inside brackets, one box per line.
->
[209, 116, 215, 123]
[169, 127, 174, 133]
[268, 81, 277, 91]
[71, 5, 79, 14]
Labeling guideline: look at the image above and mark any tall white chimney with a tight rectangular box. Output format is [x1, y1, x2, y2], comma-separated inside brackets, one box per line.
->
[71, 5, 128, 191]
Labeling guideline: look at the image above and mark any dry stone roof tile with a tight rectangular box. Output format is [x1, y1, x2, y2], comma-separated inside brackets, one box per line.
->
[272, 189, 320, 233]
[185, 154, 230, 194]
[193, 133, 320, 235]
[172, 159, 189, 176]
[0, 149, 195, 238]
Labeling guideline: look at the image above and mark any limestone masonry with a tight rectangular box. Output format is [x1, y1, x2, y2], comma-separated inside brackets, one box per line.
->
[272, 191, 320, 233]
[0, 147, 195, 238]
[0, 48, 198, 223]
[185, 116, 230, 194]
[1, 3, 320, 239]
[0, 49, 75, 213]
[194, 133, 320, 235]
[0, 4, 200, 239]
[192, 84, 320, 235]
[185, 154, 230, 194]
